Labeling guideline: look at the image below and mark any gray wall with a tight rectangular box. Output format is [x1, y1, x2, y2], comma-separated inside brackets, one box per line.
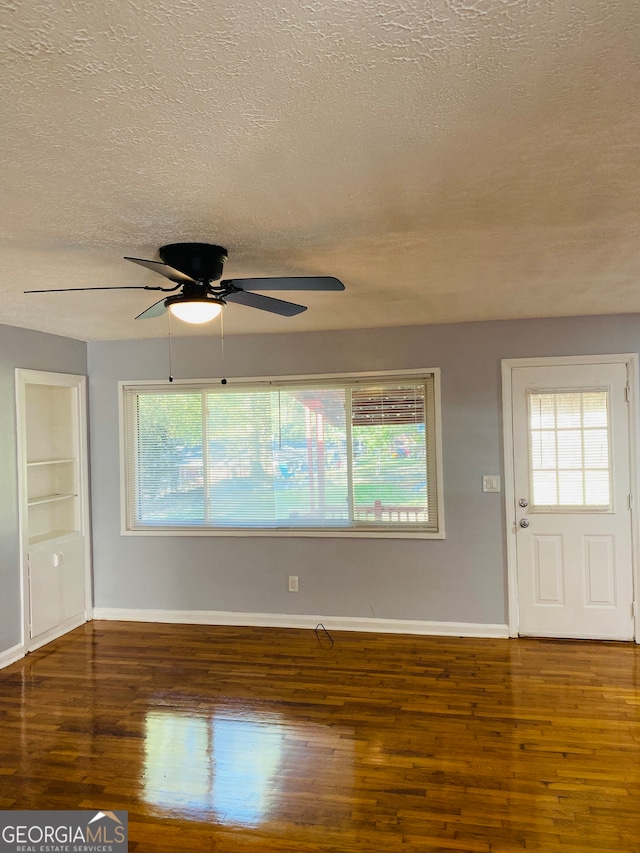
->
[87, 314, 640, 626]
[0, 324, 86, 654]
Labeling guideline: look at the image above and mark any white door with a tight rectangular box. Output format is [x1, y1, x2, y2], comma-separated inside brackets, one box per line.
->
[510, 360, 635, 640]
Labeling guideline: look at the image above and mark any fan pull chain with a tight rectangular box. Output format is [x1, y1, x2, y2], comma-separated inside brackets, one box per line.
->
[220, 310, 227, 385]
[168, 312, 174, 382]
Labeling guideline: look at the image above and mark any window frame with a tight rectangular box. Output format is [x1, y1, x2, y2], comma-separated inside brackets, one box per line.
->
[119, 368, 445, 539]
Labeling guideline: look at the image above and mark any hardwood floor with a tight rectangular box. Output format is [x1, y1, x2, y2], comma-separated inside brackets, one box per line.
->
[1, 622, 639, 852]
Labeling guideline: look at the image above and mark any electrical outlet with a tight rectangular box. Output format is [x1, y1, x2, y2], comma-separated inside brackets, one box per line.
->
[288, 575, 299, 592]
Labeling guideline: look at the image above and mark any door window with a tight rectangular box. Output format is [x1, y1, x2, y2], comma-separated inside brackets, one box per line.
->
[528, 389, 611, 509]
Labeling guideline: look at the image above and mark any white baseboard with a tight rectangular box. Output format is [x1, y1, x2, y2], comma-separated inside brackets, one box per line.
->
[0, 642, 25, 670]
[92, 608, 509, 638]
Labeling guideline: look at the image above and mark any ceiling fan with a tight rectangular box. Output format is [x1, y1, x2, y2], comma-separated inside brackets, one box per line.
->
[25, 243, 345, 324]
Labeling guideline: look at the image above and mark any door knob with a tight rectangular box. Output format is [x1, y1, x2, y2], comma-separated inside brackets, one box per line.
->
[519, 498, 529, 507]
[519, 518, 530, 528]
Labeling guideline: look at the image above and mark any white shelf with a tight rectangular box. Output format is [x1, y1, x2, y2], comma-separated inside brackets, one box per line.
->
[28, 493, 77, 507]
[27, 458, 76, 467]
[29, 529, 79, 547]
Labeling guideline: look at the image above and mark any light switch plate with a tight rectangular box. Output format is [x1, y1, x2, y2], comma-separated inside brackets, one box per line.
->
[483, 475, 501, 493]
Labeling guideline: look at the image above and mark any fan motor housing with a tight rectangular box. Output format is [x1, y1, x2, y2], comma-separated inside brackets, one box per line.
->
[159, 243, 228, 282]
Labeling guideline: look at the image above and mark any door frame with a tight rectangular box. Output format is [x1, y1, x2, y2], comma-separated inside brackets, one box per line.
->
[501, 354, 640, 642]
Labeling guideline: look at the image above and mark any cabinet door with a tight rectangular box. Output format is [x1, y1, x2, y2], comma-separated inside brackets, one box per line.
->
[29, 535, 85, 639]
[60, 535, 85, 622]
[29, 549, 62, 638]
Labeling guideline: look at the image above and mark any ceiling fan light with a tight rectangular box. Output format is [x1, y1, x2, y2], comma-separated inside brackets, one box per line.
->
[169, 300, 222, 324]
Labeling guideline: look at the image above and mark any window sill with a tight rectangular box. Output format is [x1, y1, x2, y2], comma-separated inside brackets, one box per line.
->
[121, 527, 445, 540]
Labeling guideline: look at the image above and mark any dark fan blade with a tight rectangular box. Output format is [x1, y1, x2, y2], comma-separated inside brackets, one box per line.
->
[222, 276, 344, 292]
[125, 257, 196, 284]
[24, 285, 178, 293]
[224, 290, 307, 316]
[136, 298, 168, 320]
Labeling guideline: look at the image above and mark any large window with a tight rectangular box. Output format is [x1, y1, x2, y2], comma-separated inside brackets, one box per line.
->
[122, 372, 442, 536]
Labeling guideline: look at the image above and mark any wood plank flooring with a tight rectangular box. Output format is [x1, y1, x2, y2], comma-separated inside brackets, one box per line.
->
[1, 622, 639, 852]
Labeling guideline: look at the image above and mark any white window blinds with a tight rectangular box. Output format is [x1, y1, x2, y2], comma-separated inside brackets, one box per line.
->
[528, 389, 611, 508]
[123, 374, 440, 533]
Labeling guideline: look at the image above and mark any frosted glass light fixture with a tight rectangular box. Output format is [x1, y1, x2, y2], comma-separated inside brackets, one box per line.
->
[168, 299, 223, 325]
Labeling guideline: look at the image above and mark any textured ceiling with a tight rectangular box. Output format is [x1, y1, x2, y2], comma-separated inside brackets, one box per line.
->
[1, 0, 639, 341]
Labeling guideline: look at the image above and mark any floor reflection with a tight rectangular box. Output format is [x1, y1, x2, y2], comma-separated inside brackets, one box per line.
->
[143, 709, 351, 826]
[212, 717, 282, 824]
[144, 712, 213, 818]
